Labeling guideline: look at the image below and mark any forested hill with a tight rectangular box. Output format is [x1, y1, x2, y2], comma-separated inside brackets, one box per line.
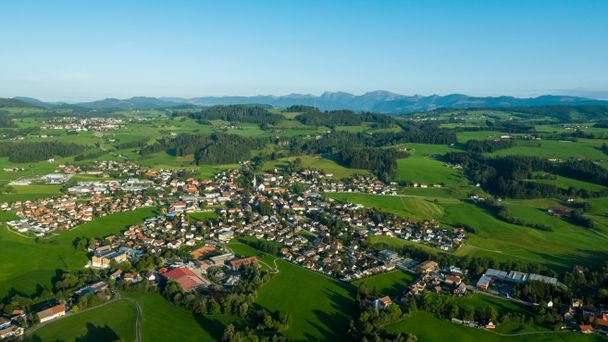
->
[8, 92, 608, 114]
[0, 98, 39, 108]
[411, 105, 608, 122]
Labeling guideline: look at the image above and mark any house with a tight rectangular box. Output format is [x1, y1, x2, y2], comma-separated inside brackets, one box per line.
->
[454, 283, 467, 296]
[230, 257, 257, 270]
[110, 269, 123, 280]
[444, 274, 462, 285]
[379, 249, 399, 262]
[418, 260, 439, 273]
[217, 230, 234, 242]
[590, 313, 608, 328]
[0, 318, 10, 330]
[162, 268, 207, 291]
[0, 325, 24, 339]
[373, 296, 392, 310]
[37, 303, 66, 323]
[476, 275, 491, 290]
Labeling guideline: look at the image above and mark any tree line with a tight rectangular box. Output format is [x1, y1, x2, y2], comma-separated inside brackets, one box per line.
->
[0, 141, 86, 162]
[184, 104, 283, 125]
[443, 152, 608, 198]
[464, 139, 514, 153]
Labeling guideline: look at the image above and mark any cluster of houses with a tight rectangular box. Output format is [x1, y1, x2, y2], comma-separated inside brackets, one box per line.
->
[4, 192, 154, 236]
[0, 315, 24, 340]
[41, 116, 123, 132]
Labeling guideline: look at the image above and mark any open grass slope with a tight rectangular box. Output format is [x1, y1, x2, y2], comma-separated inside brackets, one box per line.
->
[444, 202, 608, 269]
[263, 155, 369, 179]
[326, 193, 446, 220]
[228, 242, 357, 342]
[352, 270, 414, 298]
[28, 300, 136, 342]
[123, 291, 243, 342]
[0, 207, 156, 298]
[385, 312, 599, 342]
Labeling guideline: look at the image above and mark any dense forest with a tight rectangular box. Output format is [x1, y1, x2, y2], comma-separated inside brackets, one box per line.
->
[464, 139, 514, 153]
[0, 111, 16, 128]
[0, 141, 86, 162]
[185, 104, 282, 125]
[295, 109, 394, 128]
[337, 147, 405, 181]
[141, 133, 269, 165]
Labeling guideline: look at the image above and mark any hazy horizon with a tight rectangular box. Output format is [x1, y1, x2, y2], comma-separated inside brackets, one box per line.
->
[8, 89, 608, 104]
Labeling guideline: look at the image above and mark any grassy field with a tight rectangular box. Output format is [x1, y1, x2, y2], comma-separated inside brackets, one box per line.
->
[263, 155, 369, 179]
[385, 312, 598, 341]
[123, 291, 243, 341]
[526, 174, 607, 192]
[0, 207, 156, 298]
[445, 202, 608, 269]
[492, 139, 608, 161]
[394, 156, 468, 191]
[28, 300, 136, 342]
[352, 270, 414, 298]
[227, 241, 357, 341]
[326, 193, 447, 220]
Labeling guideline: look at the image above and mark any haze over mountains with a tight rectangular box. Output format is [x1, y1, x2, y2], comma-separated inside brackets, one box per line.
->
[12, 91, 608, 114]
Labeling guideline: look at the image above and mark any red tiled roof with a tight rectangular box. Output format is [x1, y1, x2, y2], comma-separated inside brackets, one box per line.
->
[162, 268, 205, 291]
[37, 304, 65, 320]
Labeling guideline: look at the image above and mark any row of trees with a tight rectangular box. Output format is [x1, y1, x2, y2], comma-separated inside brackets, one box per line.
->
[464, 139, 514, 153]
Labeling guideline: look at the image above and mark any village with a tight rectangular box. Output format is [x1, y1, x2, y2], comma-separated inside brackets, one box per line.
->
[41, 116, 124, 132]
[1, 160, 607, 338]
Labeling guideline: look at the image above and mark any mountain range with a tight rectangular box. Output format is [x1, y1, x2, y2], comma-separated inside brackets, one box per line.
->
[10, 91, 608, 114]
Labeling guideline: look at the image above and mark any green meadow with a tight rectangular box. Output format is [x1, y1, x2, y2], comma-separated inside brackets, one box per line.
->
[123, 291, 244, 341]
[384, 312, 598, 342]
[352, 270, 415, 298]
[28, 300, 137, 342]
[228, 241, 357, 341]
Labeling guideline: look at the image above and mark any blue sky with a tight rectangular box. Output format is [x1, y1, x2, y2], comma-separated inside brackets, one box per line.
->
[0, 0, 607, 101]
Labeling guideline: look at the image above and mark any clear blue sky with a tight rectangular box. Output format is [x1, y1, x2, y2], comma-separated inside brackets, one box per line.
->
[1, 0, 607, 101]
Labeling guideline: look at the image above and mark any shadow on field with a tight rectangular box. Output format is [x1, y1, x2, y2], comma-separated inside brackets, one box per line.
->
[74, 323, 120, 342]
[305, 288, 356, 342]
[528, 248, 608, 270]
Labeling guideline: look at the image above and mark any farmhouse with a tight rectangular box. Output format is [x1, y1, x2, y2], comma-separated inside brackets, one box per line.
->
[37, 303, 66, 323]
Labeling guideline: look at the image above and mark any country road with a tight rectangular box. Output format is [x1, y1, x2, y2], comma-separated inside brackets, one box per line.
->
[124, 297, 143, 342]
